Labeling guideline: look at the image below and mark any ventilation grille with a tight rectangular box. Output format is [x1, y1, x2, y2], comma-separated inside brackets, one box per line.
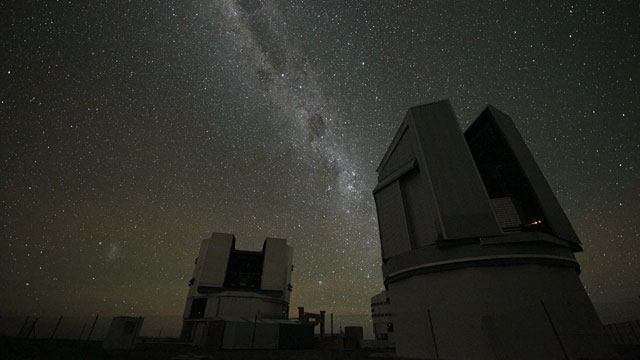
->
[491, 197, 522, 231]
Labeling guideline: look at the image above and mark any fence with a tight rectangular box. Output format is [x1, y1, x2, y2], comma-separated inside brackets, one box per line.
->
[0, 313, 375, 340]
[604, 320, 640, 346]
[0, 315, 184, 340]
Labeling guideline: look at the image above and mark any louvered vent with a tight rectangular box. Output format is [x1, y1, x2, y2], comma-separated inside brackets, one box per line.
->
[490, 197, 522, 231]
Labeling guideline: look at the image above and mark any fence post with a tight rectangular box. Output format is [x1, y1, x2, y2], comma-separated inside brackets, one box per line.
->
[331, 313, 334, 335]
[78, 322, 87, 340]
[251, 314, 258, 348]
[27, 317, 38, 338]
[541, 300, 569, 360]
[427, 309, 439, 360]
[87, 314, 99, 341]
[50, 315, 63, 340]
[18, 316, 29, 337]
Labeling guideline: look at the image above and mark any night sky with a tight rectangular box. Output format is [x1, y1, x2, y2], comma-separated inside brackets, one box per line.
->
[2, 1, 638, 319]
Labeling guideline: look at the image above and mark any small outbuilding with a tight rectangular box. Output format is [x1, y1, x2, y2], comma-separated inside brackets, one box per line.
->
[102, 316, 144, 350]
[193, 316, 313, 350]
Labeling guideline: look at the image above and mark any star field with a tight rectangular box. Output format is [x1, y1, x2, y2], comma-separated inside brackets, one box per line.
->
[1, 0, 638, 319]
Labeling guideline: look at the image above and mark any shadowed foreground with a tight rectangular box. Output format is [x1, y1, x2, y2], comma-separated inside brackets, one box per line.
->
[0, 337, 398, 360]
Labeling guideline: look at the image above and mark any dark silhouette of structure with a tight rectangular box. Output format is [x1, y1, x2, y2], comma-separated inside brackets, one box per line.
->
[373, 100, 614, 359]
[297, 307, 326, 338]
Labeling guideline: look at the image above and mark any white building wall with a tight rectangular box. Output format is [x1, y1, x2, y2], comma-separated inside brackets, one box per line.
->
[371, 290, 394, 341]
[216, 292, 287, 318]
[182, 232, 293, 341]
[261, 238, 293, 295]
[373, 102, 613, 359]
[197, 233, 234, 288]
[389, 264, 614, 359]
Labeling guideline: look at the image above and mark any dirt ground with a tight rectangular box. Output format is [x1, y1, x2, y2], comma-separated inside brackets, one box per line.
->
[0, 337, 397, 360]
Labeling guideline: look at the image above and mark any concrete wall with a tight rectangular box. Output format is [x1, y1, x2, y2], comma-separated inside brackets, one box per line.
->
[102, 317, 143, 350]
[193, 319, 312, 350]
[183, 291, 288, 323]
[388, 264, 614, 359]
[216, 292, 288, 318]
[221, 321, 253, 349]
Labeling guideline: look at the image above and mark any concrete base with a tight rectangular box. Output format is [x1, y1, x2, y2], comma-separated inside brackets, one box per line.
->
[181, 290, 289, 339]
[388, 264, 615, 359]
[102, 317, 143, 350]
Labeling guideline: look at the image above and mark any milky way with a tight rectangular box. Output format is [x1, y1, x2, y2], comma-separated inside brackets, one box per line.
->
[1, 1, 638, 325]
[214, 0, 366, 213]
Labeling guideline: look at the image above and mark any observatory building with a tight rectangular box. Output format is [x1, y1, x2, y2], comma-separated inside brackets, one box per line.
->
[371, 290, 394, 342]
[373, 100, 614, 359]
[181, 233, 293, 341]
